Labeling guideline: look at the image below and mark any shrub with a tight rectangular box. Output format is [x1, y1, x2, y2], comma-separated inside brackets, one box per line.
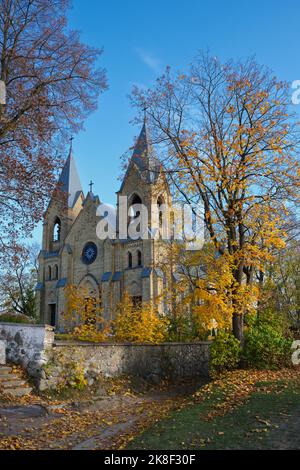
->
[243, 322, 292, 369]
[210, 330, 241, 375]
[62, 284, 110, 343]
[114, 293, 169, 343]
[0, 313, 33, 324]
[72, 323, 110, 343]
[63, 363, 87, 390]
[167, 314, 195, 342]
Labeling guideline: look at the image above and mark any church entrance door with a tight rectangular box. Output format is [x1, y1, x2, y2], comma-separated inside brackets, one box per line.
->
[49, 304, 56, 327]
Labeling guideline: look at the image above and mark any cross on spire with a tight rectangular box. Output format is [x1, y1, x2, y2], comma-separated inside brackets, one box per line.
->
[89, 180, 94, 193]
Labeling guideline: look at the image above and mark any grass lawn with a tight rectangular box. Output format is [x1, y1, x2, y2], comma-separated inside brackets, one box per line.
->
[127, 369, 300, 450]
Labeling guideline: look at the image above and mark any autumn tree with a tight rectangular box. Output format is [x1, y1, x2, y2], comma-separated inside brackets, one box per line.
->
[0, 242, 39, 317]
[63, 284, 109, 342]
[131, 52, 300, 342]
[0, 0, 106, 253]
[113, 293, 168, 343]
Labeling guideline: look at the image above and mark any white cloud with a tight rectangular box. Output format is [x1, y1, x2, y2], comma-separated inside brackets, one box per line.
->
[135, 48, 162, 73]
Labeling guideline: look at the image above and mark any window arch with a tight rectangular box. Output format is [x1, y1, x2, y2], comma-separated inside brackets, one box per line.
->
[157, 196, 165, 237]
[54, 265, 59, 280]
[157, 195, 164, 206]
[128, 193, 143, 238]
[130, 193, 142, 208]
[128, 252, 133, 269]
[53, 217, 61, 242]
[137, 250, 142, 267]
[128, 194, 142, 221]
[48, 266, 52, 281]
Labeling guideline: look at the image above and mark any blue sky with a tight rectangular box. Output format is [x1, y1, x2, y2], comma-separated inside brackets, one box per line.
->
[34, 0, 300, 242]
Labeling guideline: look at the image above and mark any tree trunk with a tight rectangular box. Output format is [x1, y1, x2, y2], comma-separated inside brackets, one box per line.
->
[232, 312, 244, 344]
[232, 263, 245, 344]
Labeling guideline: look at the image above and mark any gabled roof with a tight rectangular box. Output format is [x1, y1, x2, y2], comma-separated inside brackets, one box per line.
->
[119, 120, 161, 192]
[58, 145, 83, 208]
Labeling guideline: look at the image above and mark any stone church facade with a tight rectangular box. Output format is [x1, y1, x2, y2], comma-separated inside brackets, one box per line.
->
[36, 121, 176, 329]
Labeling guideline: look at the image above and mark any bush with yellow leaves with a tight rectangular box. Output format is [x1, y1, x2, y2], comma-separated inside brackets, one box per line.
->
[62, 284, 110, 343]
[113, 293, 169, 343]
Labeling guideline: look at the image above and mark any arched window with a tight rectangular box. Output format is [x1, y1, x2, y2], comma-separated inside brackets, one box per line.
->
[54, 265, 59, 280]
[128, 194, 142, 222]
[137, 250, 142, 267]
[128, 252, 133, 269]
[157, 196, 164, 237]
[48, 266, 52, 281]
[53, 217, 61, 242]
[131, 194, 142, 213]
[128, 193, 143, 238]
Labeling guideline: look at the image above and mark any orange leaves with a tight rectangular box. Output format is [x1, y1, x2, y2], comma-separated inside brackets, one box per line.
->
[192, 244, 259, 338]
[62, 284, 110, 343]
[113, 293, 169, 344]
[193, 368, 298, 421]
[226, 105, 236, 114]
[193, 248, 234, 335]
[72, 324, 110, 343]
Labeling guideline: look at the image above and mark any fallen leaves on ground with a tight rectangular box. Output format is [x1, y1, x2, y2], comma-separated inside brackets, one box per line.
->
[1, 368, 299, 450]
[193, 368, 299, 421]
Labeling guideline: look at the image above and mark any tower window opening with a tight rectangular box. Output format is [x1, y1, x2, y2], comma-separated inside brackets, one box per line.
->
[128, 252, 133, 269]
[54, 265, 59, 280]
[128, 194, 142, 221]
[157, 196, 165, 238]
[137, 250, 142, 267]
[53, 218, 61, 242]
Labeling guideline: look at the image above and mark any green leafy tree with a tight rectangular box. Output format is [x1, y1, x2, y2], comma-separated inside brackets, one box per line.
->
[0, 243, 39, 319]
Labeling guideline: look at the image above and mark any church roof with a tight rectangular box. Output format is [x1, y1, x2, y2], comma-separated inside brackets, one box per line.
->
[119, 120, 161, 191]
[58, 145, 83, 208]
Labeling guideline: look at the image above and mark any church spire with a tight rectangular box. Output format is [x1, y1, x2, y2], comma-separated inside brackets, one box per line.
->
[132, 118, 149, 164]
[58, 141, 83, 208]
[118, 119, 162, 192]
[132, 118, 160, 177]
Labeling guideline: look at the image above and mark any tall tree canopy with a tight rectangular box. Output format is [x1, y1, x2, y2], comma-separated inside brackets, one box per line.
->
[0, 0, 107, 251]
[0, 242, 39, 317]
[131, 52, 300, 341]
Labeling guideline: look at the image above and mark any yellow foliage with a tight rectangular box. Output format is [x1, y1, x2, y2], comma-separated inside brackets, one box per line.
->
[192, 245, 258, 338]
[62, 284, 110, 343]
[113, 293, 168, 343]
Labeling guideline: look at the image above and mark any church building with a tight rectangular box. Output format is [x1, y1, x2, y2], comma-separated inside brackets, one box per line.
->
[36, 121, 176, 329]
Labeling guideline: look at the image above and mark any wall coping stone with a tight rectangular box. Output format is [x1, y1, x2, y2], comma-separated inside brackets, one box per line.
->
[53, 341, 212, 347]
[0, 323, 54, 331]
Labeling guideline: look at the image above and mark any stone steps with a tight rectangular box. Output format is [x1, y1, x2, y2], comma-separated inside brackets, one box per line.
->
[0, 379, 27, 388]
[0, 366, 32, 397]
[0, 366, 12, 375]
[3, 387, 33, 397]
[0, 373, 16, 380]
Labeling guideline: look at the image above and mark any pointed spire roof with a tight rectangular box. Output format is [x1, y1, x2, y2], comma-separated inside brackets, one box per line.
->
[119, 119, 161, 191]
[58, 143, 83, 208]
[131, 120, 149, 165]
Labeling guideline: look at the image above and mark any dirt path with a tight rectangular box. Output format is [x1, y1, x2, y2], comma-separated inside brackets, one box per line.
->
[0, 381, 198, 450]
[1, 375, 300, 450]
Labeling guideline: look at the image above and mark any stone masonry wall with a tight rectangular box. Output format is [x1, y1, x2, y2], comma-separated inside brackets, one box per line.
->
[0, 323, 55, 379]
[40, 341, 211, 391]
[0, 323, 211, 391]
